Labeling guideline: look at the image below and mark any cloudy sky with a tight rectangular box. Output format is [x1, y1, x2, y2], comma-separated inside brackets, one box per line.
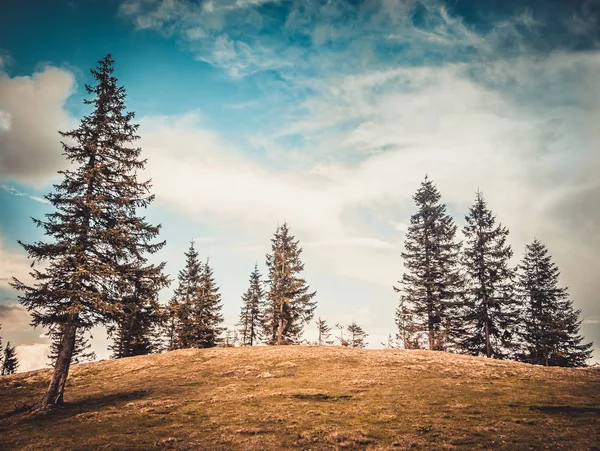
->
[1, 0, 599, 371]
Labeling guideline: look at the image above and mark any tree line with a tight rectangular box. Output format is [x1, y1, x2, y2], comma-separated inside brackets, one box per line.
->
[394, 177, 593, 367]
[6, 55, 593, 412]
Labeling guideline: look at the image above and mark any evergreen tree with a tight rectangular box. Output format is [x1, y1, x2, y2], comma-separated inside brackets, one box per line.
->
[48, 327, 96, 366]
[394, 177, 463, 351]
[190, 258, 224, 348]
[459, 191, 517, 359]
[237, 264, 265, 346]
[10, 54, 166, 410]
[264, 222, 317, 345]
[169, 242, 203, 349]
[347, 322, 368, 348]
[516, 240, 593, 367]
[109, 265, 169, 358]
[0, 323, 3, 369]
[316, 317, 333, 345]
[2, 342, 19, 376]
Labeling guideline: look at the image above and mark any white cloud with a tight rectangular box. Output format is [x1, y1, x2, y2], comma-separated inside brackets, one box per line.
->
[0, 66, 76, 184]
[14, 343, 50, 373]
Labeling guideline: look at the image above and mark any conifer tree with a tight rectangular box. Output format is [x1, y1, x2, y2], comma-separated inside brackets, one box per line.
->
[169, 242, 203, 349]
[459, 191, 517, 359]
[516, 240, 593, 367]
[394, 177, 463, 351]
[237, 264, 264, 346]
[316, 317, 333, 345]
[2, 342, 19, 375]
[109, 265, 169, 358]
[0, 323, 3, 369]
[48, 327, 96, 366]
[347, 322, 368, 348]
[190, 258, 224, 348]
[10, 54, 166, 410]
[264, 222, 317, 345]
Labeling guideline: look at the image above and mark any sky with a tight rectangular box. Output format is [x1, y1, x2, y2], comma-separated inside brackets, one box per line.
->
[0, 0, 599, 372]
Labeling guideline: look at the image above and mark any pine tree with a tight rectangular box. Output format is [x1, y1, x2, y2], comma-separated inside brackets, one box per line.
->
[237, 264, 265, 346]
[316, 317, 333, 345]
[169, 242, 203, 349]
[459, 191, 517, 359]
[189, 258, 224, 348]
[394, 177, 463, 351]
[2, 342, 19, 375]
[48, 327, 96, 366]
[264, 222, 317, 345]
[10, 54, 166, 410]
[347, 322, 368, 348]
[0, 323, 3, 369]
[516, 240, 593, 367]
[109, 264, 169, 358]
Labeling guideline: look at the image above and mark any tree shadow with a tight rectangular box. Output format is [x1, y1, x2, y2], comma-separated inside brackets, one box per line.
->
[4, 389, 151, 423]
[531, 406, 600, 415]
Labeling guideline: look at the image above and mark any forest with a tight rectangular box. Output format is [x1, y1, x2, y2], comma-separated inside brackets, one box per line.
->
[0, 55, 593, 414]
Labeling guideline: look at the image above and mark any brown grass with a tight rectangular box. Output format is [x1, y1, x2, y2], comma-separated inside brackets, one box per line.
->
[1, 346, 599, 450]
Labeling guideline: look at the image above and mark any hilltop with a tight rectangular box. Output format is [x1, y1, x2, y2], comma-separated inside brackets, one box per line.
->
[1, 346, 599, 450]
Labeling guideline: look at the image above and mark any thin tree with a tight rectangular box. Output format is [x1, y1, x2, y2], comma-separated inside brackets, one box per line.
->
[264, 222, 317, 345]
[0, 323, 3, 369]
[394, 176, 463, 351]
[190, 258, 224, 348]
[459, 191, 517, 359]
[347, 322, 368, 348]
[335, 323, 348, 347]
[237, 264, 265, 346]
[515, 240, 593, 367]
[169, 242, 203, 349]
[2, 342, 19, 375]
[316, 317, 333, 346]
[11, 54, 165, 410]
[48, 327, 96, 366]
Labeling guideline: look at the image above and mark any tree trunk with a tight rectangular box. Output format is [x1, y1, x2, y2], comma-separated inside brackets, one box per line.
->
[276, 299, 288, 345]
[34, 322, 77, 412]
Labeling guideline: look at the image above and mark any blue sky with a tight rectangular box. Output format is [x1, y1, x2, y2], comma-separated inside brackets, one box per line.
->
[1, 0, 599, 370]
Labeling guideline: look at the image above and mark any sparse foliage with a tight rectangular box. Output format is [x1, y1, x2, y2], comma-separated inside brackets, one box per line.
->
[237, 264, 265, 346]
[347, 322, 368, 348]
[316, 317, 333, 346]
[264, 223, 317, 345]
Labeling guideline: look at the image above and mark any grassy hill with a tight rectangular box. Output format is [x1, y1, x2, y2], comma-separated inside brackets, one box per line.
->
[1, 346, 599, 450]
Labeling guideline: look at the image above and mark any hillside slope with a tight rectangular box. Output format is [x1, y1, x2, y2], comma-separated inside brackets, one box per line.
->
[1, 346, 599, 450]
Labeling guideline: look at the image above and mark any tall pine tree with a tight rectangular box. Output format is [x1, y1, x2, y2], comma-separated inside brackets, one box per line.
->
[237, 264, 265, 346]
[11, 55, 166, 410]
[264, 223, 317, 345]
[516, 240, 593, 367]
[190, 258, 224, 348]
[169, 242, 203, 349]
[459, 191, 517, 359]
[2, 342, 19, 376]
[394, 177, 462, 351]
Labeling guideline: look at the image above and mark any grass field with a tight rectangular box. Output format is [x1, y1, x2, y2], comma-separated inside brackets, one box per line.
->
[1, 346, 599, 450]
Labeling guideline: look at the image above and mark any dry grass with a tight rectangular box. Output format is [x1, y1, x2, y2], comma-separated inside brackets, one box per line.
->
[0, 346, 599, 450]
